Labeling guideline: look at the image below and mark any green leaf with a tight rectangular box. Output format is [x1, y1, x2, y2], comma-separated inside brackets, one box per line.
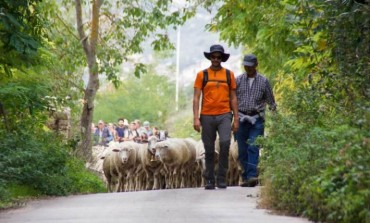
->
[133, 63, 147, 78]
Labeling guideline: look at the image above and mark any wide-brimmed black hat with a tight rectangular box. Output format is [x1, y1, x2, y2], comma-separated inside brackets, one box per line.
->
[204, 44, 230, 62]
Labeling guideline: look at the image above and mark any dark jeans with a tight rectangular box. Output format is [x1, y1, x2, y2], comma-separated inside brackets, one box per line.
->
[200, 112, 232, 183]
[235, 117, 264, 180]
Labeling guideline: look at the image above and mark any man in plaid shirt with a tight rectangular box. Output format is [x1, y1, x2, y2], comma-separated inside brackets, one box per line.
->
[235, 54, 277, 187]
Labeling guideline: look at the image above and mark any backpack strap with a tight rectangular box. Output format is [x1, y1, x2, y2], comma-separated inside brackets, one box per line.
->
[226, 69, 231, 110]
[202, 69, 208, 89]
[226, 69, 231, 87]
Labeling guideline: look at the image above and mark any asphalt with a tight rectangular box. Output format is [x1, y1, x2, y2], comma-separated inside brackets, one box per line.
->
[0, 186, 312, 223]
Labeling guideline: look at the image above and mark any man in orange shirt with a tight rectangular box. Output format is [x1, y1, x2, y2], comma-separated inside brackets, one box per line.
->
[193, 44, 239, 189]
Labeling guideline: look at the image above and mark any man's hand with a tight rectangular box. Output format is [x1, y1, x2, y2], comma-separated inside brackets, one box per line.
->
[232, 120, 239, 133]
[193, 118, 201, 132]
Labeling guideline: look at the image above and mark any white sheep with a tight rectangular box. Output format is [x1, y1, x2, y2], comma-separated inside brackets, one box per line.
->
[136, 137, 164, 190]
[154, 138, 191, 189]
[102, 145, 121, 192]
[113, 141, 139, 192]
[183, 138, 198, 188]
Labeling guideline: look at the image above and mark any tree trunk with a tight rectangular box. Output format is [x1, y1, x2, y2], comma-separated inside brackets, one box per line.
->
[78, 72, 99, 160]
[75, 0, 103, 161]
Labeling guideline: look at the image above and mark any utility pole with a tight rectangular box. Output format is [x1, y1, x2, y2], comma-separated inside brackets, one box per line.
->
[175, 27, 181, 111]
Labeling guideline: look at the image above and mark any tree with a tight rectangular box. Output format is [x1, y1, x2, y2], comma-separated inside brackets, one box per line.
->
[0, 0, 53, 132]
[64, 0, 198, 160]
[0, 0, 46, 76]
[204, 0, 369, 221]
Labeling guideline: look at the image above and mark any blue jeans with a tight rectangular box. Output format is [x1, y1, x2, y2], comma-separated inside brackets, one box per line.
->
[235, 117, 264, 180]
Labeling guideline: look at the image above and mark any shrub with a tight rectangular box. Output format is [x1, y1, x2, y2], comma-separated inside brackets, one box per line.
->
[0, 126, 105, 208]
[64, 158, 106, 194]
[299, 135, 370, 223]
[259, 114, 370, 222]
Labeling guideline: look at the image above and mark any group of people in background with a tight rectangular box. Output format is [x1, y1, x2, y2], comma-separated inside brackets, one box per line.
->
[92, 118, 159, 146]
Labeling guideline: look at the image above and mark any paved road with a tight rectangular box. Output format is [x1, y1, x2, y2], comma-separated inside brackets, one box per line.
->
[0, 186, 311, 223]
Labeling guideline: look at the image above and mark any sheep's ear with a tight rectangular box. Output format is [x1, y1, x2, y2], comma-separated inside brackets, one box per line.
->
[112, 148, 120, 152]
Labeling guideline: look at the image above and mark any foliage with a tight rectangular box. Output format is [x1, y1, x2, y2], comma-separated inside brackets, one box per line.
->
[0, 0, 47, 76]
[207, 0, 295, 75]
[208, 0, 369, 222]
[166, 110, 200, 140]
[0, 0, 82, 130]
[300, 135, 370, 223]
[0, 0, 104, 208]
[63, 157, 106, 194]
[94, 65, 187, 127]
[52, 0, 201, 159]
[0, 126, 105, 208]
[259, 115, 370, 222]
[56, 0, 198, 86]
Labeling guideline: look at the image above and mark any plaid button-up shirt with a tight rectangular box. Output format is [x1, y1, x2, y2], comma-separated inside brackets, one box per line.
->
[236, 72, 277, 114]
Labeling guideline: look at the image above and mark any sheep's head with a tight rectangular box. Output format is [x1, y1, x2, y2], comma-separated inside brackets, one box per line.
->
[154, 141, 170, 161]
[147, 135, 158, 155]
[113, 143, 133, 164]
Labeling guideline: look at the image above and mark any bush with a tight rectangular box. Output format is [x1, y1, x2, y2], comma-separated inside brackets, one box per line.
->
[299, 135, 370, 223]
[0, 127, 105, 208]
[0, 129, 69, 195]
[259, 114, 370, 222]
[64, 158, 106, 194]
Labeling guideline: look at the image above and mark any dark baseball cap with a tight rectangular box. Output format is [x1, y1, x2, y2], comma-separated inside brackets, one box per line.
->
[243, 54, 258, 66]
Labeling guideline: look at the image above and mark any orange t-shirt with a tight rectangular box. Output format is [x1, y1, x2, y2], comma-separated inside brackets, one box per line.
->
[194, 68, 236, 115]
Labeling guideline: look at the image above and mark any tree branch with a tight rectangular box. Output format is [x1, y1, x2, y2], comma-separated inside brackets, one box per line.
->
[90, 0, 103, 55]
[75, 0, 90, 55]
[55, 14, 80, 40]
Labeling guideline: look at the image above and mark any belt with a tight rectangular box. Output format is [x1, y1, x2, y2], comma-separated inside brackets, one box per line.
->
[238, 110, 259, 116]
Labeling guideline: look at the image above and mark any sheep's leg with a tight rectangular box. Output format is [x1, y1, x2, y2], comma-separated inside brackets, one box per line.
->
[153, 172, 159, 190]
[180, 167, 186, 188]
[106, 175, 112, 192]
[173, 169, 179, 189]
[166, 169, 170, 189]
[119, 173, 126, 192]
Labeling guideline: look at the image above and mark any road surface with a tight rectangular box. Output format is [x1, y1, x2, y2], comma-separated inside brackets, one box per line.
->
[0, 186, 312, 223]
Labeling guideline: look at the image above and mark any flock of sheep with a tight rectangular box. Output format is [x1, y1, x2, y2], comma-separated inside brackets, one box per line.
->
[99, 136, 242, 192]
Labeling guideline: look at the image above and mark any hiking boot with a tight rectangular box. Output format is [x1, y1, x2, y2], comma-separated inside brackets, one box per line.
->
[204, 181, 215, 190]
[240, 177, 258, 187]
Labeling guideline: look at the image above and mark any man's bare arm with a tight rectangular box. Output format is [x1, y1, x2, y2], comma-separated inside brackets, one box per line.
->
[193, 88, 202, 132]
[230, 90, 239, 132]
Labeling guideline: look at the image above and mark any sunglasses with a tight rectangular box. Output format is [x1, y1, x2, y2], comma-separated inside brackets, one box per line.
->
[210, 55, 222, 60]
